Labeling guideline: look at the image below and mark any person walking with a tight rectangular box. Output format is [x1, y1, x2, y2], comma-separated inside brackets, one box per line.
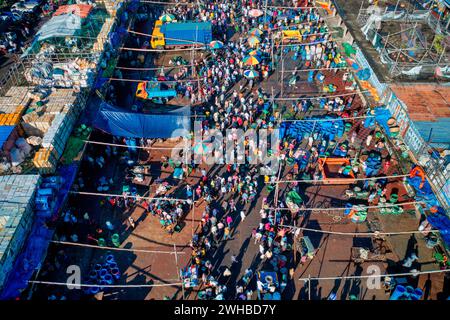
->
[223, 226, 230, 241]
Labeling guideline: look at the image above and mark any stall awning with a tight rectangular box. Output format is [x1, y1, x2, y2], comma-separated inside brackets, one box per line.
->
[93, 102, 191, 139]
[54, 4, 93, 19]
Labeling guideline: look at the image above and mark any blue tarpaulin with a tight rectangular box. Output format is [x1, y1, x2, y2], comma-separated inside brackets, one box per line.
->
[93, 101, 191, 138]
[0, 125, 15, 148]
[160, 21, 212, 46]
[36, 14, 80, 41]
[0, 164, 78, 299]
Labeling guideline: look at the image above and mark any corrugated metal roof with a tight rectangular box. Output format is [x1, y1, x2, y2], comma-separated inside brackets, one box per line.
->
[0, 126, 15, 148]
[37, 14, 80, 42]
[390, 84, 450, 122]
[414, 118, 450, 145]
[54, 4, 93, 19]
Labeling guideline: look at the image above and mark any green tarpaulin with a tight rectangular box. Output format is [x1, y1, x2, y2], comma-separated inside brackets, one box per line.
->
[342, 42, 357, 56]
[287, 190, 303, 204]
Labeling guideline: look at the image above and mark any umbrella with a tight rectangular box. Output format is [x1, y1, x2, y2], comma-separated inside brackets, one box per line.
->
[248, 49, 262, 56]
[248, 9, 264, 17]
[243, 55, 261, 66]
[209, 40, 224, 50]
[247, 36, 261, 47]
[160, 14, 175, 22]
[243, 69, 259, 79]
[249, 28, 263, 37]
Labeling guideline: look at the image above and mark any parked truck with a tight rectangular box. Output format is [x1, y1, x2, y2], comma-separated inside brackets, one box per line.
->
[150, 20, 212, 49]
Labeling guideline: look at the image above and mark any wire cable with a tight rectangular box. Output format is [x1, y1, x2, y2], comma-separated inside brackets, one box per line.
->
[49, 240, 186, 255]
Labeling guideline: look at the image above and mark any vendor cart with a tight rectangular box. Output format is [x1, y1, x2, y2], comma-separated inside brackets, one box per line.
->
[131, 165, 152, 187]
[295, 236, 316, 260]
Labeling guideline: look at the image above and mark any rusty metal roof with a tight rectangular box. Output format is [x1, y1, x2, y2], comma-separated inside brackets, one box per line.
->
[390, 84, 450, 122]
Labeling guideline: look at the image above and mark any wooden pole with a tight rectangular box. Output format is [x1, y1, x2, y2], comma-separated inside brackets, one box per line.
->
[293, 233, 297, 264]
[264, 0, 268, 25]
[271, 32, 275, 70]
[393, 0, 400, 13]
[356, 0, 365, 23]
[281, 57, 285, 97]
[308, 274, 311, 300]
[191, 191, 195, 237]
[173, 243, 185, 300]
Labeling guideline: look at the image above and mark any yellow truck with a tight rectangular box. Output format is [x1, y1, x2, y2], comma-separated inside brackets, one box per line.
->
[281, 29, 302, 44]
[150, 20, 212, 49]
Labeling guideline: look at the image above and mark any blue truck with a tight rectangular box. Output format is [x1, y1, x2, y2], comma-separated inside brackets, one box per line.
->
[151, 20, 212, 49]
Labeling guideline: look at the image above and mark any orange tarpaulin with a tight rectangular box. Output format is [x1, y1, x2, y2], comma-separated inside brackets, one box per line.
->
[54, 4, 93, 19]
[316, 1, 333, 15]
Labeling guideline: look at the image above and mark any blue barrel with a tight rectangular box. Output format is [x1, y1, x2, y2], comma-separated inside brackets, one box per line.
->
[89, 286, 100, 295]
[99, 268, 108, 279]
[412, 288, 423, 300]
[106, 254, 115, 265]
[405, 285, 415, 299]
[103, 274, 113, 285]
[263, 293, 272, 300]
[390, 285, 406, 300]
[94, 264, 102, 273]
[111, 268, 121, 280]
[108, 262, 118, 270]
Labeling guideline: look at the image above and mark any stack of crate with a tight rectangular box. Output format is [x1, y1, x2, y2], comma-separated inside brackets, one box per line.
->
[0, 87, 30, 127]
[44, 89, 77, 114]
[0, 113, 21, 127]
[32, 147, 59, 174]
[0, 86, 32, 114]
[41, 110, 77, 159]
[21, 112, 55, 137]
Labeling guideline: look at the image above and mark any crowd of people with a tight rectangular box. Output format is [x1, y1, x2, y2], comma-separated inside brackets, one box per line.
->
[41, 0, 400, 301]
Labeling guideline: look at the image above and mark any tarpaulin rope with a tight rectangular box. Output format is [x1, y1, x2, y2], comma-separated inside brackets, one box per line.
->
[128, 29, 205, 45]
[28, 281, 184, 288]
[116, 64, 195, 71]
[69, 191, 195, 203]
[106, 77, 200, 83]
[280, 224, 440, 236]
[298, 269, 450, 282]
[273, 174, 410, 184]
[83, 140, 187, 150]
[49, 240, 186, 254]
[273, 91, 370, 100]
[120, 46, 206, 52]
[279, 114, 373, 122]
[267, 201, 423, 211]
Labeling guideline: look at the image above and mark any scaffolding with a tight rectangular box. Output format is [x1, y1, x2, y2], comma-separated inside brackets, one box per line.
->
[356, 0, 449, 79]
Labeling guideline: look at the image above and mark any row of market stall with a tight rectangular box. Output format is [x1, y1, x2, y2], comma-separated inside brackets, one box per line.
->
[0, 0, 137, 298]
